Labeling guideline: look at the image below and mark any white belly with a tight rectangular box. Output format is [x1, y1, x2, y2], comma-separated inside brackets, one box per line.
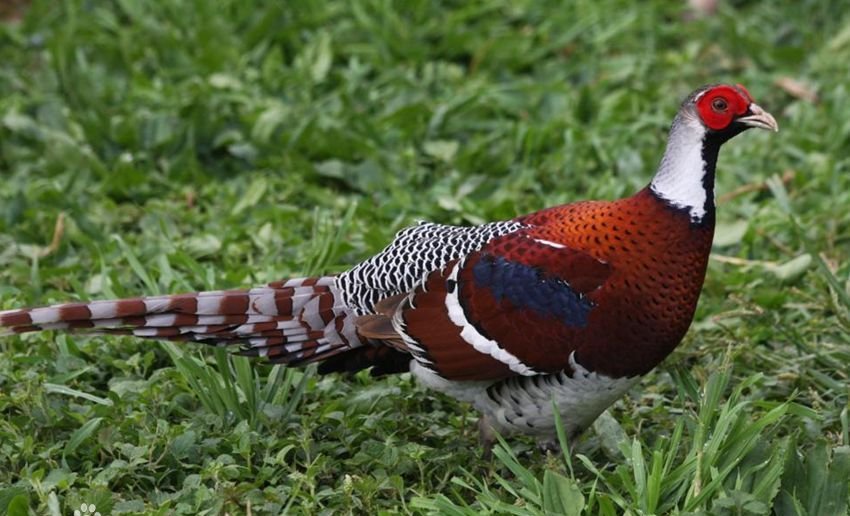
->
[410, 353, 638, 442]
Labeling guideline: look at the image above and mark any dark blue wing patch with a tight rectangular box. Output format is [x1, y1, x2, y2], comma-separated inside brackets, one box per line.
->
[472, 255, 593, 328]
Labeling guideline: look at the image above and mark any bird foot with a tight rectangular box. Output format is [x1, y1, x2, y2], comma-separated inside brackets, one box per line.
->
[537, 439, 562, 455]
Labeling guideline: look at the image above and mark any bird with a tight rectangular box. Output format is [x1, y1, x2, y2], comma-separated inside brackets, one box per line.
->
[0, 84, 777, 453]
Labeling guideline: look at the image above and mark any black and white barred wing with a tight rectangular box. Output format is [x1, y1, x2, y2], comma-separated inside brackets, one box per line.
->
[316, 220, 526, 375]
[335, 220, 524, 314]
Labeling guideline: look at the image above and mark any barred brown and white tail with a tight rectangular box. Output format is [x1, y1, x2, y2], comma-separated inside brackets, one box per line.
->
[0, 277, 363, 366]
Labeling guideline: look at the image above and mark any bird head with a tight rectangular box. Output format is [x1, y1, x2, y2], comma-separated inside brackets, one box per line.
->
[689, 83, 779, 139]
[650, 83, 779, 224]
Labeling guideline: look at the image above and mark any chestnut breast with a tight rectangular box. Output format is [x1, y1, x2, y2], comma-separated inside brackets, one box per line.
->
[520, 188, 715, 377]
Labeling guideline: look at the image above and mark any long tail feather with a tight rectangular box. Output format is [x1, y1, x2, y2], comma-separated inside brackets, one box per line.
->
[0, 276, 362, 365]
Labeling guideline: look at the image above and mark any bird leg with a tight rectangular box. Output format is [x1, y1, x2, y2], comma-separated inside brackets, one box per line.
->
[478, 415, 497, 460]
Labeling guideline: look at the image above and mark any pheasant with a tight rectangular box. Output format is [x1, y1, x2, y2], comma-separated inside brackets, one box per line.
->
[0, 84, 777, 451]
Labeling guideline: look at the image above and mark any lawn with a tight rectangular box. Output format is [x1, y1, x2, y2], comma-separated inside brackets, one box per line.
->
[1, 0, 849, 514]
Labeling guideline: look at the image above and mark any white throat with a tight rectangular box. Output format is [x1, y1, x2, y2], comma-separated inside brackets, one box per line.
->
[650, 114, 711, 223]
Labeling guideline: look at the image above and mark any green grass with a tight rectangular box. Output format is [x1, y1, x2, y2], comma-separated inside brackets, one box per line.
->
[1, 0, 849, 514]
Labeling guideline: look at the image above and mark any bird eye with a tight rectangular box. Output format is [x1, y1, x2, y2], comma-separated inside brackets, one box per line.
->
[711, 97, 728, 112]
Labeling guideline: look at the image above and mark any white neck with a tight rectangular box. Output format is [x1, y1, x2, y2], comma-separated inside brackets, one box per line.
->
[650, 114, 711, 223]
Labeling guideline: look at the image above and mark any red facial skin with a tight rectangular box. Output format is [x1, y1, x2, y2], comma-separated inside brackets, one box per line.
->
[695, 85, 752, 130]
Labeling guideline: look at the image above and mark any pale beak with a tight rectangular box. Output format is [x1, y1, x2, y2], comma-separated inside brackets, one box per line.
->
[738, 103, 779, 132]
